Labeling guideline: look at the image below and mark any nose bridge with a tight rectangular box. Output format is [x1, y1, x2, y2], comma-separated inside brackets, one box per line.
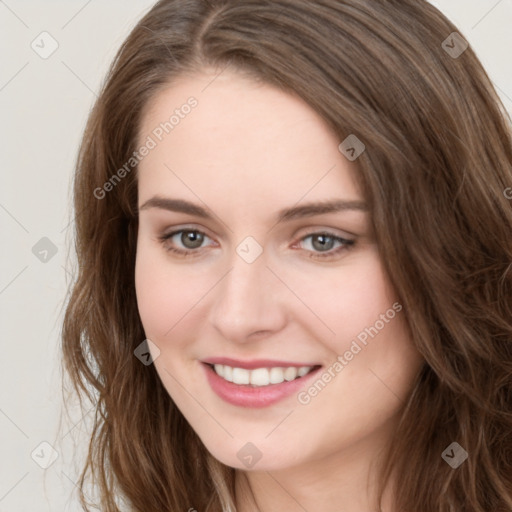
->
[220, 249, 269, 316]
[209, 245, 285, 341]
[226, 257, 261, 304]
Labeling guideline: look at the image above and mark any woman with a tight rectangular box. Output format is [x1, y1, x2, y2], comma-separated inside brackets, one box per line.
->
[61, 0, 512, 510]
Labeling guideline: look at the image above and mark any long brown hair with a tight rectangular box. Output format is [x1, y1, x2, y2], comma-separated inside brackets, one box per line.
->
[61, 0, 512, 510]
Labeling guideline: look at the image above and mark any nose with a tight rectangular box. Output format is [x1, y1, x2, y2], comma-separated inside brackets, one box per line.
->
[208, 248, 287, 344]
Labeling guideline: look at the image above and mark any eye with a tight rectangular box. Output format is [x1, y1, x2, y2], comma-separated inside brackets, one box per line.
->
[158, 228, 355, 259]
[298, 232, 355, 258]
[159, 228, 215, 256]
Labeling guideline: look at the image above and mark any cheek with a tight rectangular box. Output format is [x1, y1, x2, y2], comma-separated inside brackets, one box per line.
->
[287, 250, 399, 354]
[135, 241, 222, 354]
[135, 243, 198, 341]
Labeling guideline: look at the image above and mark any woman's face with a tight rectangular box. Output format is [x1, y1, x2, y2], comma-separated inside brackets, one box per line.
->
[135, 68, 424, 472]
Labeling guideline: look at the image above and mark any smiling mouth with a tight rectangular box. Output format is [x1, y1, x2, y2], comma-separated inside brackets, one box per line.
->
[205, 363, 321, 387]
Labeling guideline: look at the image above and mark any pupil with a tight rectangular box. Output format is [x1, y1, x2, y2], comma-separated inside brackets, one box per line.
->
[182, 231, 204, 249]
[312, 234, 334, 251]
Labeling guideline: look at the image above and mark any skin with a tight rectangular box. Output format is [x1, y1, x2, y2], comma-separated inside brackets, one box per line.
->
[134, 67, 425, 512]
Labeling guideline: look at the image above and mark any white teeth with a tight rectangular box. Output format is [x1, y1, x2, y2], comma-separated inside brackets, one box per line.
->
[223, 365, 233, 382]
[250, 368, 270, 386]
[284, 367, 298, 381]
[298, 366, 311, 377]
[211, 364, 315, 386]
[269, 367, 285, 384]
[232, 367, 250, 385]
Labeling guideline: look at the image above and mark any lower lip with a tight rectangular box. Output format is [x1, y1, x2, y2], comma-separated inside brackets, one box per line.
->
[202, 363, 322, 408]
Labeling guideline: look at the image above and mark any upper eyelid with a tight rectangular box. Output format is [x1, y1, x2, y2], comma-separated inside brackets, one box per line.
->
[162, 228, 353, 250]
[161, 223, 355, 239]
[293, 232, 354, 251]
[163, 228, 216, 245]
[162, 225, 214, 239]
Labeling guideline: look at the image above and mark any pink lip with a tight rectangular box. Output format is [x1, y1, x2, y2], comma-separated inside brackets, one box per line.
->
[202, 357, 319, 369]
[201, 362, 322, 408]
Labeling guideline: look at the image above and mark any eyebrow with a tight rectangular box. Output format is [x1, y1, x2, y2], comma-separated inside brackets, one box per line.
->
[138, 196, 368, 223]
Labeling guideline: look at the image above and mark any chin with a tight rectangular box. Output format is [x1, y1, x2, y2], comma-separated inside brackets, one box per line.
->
[199, 434, 306, 473]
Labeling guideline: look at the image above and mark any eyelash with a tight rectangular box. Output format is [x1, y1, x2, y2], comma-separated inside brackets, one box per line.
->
[158, 229, 355, 260]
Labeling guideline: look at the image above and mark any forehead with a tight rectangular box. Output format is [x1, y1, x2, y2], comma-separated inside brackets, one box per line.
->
[136, 69, 362, 211]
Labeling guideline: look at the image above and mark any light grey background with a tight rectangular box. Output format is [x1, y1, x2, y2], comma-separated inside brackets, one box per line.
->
[1, 1, 511, 510]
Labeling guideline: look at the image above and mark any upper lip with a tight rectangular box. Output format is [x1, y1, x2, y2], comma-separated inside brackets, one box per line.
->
[202, 357, 321, 369]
